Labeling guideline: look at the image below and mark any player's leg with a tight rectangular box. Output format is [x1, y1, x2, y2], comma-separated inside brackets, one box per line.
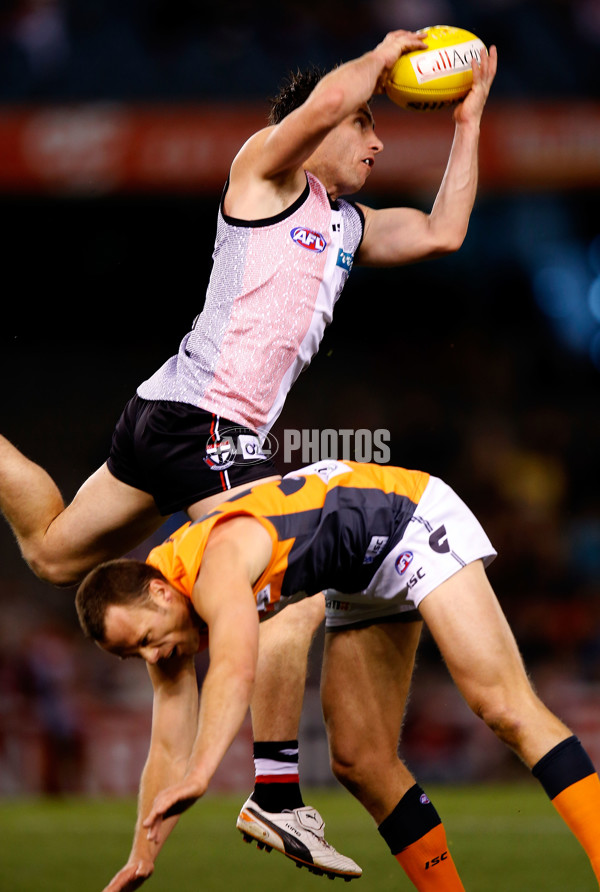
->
[322, 620, 467, 890]
[0, 396, 280, 588]
[250, 595, 324, 810]
[186, 476, 281, 520]
[0, 436, 164, 586]
[235, 593, 362, 879]
[122, 402, 353, 874]
[419, 559, 600, 884]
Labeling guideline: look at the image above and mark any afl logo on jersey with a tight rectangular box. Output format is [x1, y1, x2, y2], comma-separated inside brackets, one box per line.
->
[395, 551, 414, 576]
[290, 227, 327, 252]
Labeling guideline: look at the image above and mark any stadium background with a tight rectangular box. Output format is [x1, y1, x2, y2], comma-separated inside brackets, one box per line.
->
[1, 0, 599, 803]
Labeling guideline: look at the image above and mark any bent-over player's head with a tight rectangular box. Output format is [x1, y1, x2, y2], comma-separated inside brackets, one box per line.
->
[76, 559, 206, 662]
[76, 559, 163, 644]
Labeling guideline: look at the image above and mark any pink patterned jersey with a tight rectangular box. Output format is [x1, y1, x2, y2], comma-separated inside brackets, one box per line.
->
[137, 173, 364, 435]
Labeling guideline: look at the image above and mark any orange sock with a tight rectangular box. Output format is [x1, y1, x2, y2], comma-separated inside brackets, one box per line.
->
[395, 824, 465, 891]
[551, 774, 600, 881]
[533, 735, 600, 883]
[378, 785, 465, 891]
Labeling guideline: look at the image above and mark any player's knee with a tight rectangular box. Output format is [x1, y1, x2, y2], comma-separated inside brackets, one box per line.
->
[24, 548, 81, 588]
[470, 692, 527, 749]
[329, 738, 379, 796]
[330, 752, 367, 796]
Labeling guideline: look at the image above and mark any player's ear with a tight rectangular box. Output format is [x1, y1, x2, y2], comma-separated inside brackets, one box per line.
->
[148, 577, 174, 604]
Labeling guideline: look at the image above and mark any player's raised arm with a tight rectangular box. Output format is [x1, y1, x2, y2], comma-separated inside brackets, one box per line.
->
[143, 517, 273, 841]
[356, 44, 497, 267]
[228, 30, 426, 201]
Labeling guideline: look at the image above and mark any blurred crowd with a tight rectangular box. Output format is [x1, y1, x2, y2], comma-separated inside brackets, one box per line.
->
[0, 0, 599, 102]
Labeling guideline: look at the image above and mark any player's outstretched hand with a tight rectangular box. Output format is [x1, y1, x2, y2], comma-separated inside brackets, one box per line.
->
[101, 859, 154, 892]
[143, 777, 203, 842]
[454, 44, 498, 124]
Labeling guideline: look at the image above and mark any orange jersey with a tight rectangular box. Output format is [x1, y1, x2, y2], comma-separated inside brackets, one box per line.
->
[147, 460, 429, 615]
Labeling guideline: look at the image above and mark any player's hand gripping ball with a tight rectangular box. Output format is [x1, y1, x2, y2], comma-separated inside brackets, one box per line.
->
[385, 25, 486, 111]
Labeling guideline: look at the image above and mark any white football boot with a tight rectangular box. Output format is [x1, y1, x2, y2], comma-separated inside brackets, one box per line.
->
[236, 797, 362, 881]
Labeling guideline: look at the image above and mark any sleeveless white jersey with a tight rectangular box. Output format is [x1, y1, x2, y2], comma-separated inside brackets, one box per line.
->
[137, 172, 364, 435]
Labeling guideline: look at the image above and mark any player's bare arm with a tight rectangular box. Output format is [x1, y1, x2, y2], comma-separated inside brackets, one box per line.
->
[356, 45, 498, 267]
[102, 655, 199, 892]
[225, 30, 426, 220]
[143, 518, 273, 841]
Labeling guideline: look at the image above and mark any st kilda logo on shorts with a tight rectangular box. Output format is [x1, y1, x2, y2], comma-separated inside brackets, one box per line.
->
[204, 433, 236, 470]
[204, 428, 276, 471]
[290, 227, 327, 252]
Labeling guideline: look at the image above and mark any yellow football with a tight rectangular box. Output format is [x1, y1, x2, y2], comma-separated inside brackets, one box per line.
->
[385, 25, 486, 111]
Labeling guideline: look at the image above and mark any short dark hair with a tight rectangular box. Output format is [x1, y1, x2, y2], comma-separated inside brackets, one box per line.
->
[268, 64, 331, 125]
[75, 559, 165, 643]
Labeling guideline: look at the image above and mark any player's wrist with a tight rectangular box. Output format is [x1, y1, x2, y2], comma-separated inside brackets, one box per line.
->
[452, 113, 482, 134]
[129, 837, 159, 865]
[182, 764, 211, 795]
[123, 856, 155, 882]
[369, 45, 397, 77]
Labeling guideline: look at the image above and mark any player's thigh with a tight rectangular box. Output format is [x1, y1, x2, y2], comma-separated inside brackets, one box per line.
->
[187, 475, 281, 519]
[322, 620, 422, 758]
[418, 560, 531, 706]
[254, 596, 325, 696]
[57, 463, 165, 563]
[261, 592, 325, 643]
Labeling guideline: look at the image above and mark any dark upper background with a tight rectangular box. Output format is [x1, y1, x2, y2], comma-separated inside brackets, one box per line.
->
[2, 0, 600, 678]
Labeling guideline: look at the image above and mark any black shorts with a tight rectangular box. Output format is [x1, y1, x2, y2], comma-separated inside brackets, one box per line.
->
[107, 395, 280, 515]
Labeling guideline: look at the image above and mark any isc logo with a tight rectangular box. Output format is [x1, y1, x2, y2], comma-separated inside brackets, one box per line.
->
[425, 852, 448, 869]
[290, 227, 327, 252]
